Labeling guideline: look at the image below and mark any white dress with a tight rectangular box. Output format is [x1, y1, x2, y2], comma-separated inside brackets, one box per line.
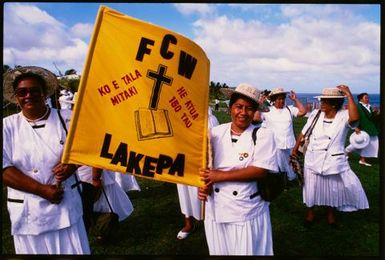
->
[114, 172, 141, 192]
[345, 103, 379, 158]
[2, 109, 90, 254]
[302, 110, 369, 211]
[204, 123, 278, 255]
[176, 109, 219, 220]
[260, 105, 299, 180]
[77, 167, 134, 222]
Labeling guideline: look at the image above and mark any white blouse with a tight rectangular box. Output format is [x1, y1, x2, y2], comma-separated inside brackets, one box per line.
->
[260, 105, 299, 149]
[205, 123, 278, 223]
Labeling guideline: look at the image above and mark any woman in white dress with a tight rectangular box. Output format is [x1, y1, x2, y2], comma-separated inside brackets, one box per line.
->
[255, 88, 307, 181]
[2, 66, 90, 254]
[77, 167, 134, 244]
[199, 83, 278, 255]
[176, 107, 219, 240]
[292, 85, 369, 227]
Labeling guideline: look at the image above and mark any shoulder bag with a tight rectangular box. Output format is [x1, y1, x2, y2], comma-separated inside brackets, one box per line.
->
[298, 110, 321, 155]
[252, 127, 286, 202]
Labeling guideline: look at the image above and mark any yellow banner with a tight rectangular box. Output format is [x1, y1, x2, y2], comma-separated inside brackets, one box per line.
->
[62, 6, 210, 187]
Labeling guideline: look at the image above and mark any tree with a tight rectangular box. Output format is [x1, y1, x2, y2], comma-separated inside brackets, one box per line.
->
[65, 69, 77, 75]
[3, 65, 11, 74]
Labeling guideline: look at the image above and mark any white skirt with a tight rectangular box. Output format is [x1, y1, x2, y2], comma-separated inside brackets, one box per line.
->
[204, 208, 273, 255]
[277, 148, 296, 180]
[94, 181, 134, 221]
[303, 167, 369, 212]
[345, 136, 378, 158]
[360, 136, 379, 158]
[176, 184, 201, 220]
[114, 173, 141, 192]
[13, 218, 90, 254]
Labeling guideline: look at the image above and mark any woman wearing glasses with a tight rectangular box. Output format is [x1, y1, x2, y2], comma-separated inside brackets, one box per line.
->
[3, 66, 90, 254]
[292, 85, 369, 228]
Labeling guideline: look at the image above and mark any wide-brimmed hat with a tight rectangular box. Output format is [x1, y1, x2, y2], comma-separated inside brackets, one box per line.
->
[221, 83, 269, 111]
[3, 66, 59, 103]
[269, 87, 289, 98]
[349, 131, 370, 149]
[314, 88, 345, 99]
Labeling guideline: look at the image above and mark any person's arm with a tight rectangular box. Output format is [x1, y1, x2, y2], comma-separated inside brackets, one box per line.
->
[92, 167, 103, 187]
[52, 163, 78, 183]
[292, 132, 304, 157]
[253, 111, 262, 123]
[3, 166, 64, 204]
[289, 91, 307, 117]
[337, 85, 359, 124]
[200, 166, 267, 187]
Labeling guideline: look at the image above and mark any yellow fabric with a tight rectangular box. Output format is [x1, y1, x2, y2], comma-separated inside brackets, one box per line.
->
[62, 6, 209, 187]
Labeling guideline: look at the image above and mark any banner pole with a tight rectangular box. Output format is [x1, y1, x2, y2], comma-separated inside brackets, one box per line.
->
[200, 130, 212, 221]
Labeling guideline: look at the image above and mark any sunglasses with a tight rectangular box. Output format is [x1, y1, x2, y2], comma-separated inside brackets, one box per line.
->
[14, 87, 43, 97]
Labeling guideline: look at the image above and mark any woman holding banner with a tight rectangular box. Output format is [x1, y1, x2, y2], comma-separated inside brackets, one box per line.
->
[176, 107, 219, 240]
[2, 66, 90, 254]
[199, 83, 278, 255]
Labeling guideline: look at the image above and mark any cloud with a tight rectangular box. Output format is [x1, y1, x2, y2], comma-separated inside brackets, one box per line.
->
[191, 4, 380, 93]
[174, 3, 215, 16]
[3, 3, 88, 74]
[70, 23, 94, 40]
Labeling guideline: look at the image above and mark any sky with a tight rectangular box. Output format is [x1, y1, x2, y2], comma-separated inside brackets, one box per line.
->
[3, 2, 381, 94]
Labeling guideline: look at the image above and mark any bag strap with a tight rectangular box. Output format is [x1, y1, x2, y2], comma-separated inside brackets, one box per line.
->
[57, 109, 68, 135]
[252, 126, 282, 173]
[101, 186, 115, 214]
[304, 109, 321, 138]
[57, 109, 83, 194]
[252, 126, 260, 145]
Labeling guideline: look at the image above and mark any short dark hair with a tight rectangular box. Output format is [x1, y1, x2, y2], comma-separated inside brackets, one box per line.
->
[12, 72, 47, 95]
[321, 98, 344, 111]
[269, 93, 286, 102]
[229, 93, 259, 110]
[357, 93, 368, 101]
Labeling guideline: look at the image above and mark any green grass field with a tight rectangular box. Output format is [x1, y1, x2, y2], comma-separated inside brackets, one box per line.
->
[1, 111, 380, 256]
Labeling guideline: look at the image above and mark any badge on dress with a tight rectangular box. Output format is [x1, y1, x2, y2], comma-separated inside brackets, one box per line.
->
[238, 152, 249, 161]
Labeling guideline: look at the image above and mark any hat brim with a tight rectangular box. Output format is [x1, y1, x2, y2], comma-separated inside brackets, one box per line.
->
[3, 66, 59, 103]
[269, 91, 289, 97]
[220, 88, 269, 112]
[314, 95, 345, 99]
[349, 131, 370, 149]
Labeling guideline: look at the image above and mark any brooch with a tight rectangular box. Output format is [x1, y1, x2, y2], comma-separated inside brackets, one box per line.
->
[238, 152, 249, 161]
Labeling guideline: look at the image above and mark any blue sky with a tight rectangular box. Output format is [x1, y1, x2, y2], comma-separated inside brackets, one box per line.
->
[3, 3, 381, 93]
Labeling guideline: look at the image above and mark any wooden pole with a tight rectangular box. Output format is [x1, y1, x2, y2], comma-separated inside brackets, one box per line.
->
[200, 131, 212, 220]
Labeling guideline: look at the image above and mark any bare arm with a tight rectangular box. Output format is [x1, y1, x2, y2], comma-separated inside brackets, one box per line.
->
[337, 85, 359, 124]
[200, 166, 267, 187]
[3, 166, 64, 204]
[292, 132, 304, 157]
[253, 111, 262, 123]
[289, 91, 307, 117]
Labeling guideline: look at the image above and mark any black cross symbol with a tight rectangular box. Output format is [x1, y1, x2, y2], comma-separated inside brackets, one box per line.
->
[147, 64, 173, 109]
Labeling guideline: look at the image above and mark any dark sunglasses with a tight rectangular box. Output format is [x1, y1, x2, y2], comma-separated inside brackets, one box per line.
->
[14, 87, 43, 97]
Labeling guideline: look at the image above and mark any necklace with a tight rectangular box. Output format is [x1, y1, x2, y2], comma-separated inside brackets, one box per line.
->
[23, 107, 50, 125]
[231, 128, 243, 136]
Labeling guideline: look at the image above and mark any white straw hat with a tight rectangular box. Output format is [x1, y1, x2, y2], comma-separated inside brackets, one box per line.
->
[3, 66, 59, 103]
[314, 88, 345, 99]
[349, 131, 370, 149]
[220, 83, 268, 111]
[269, 87, 289, 98]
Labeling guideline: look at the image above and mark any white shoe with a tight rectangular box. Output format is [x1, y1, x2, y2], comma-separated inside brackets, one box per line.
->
[176, 224, 197, 240]
[359, 160, 372, 167]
